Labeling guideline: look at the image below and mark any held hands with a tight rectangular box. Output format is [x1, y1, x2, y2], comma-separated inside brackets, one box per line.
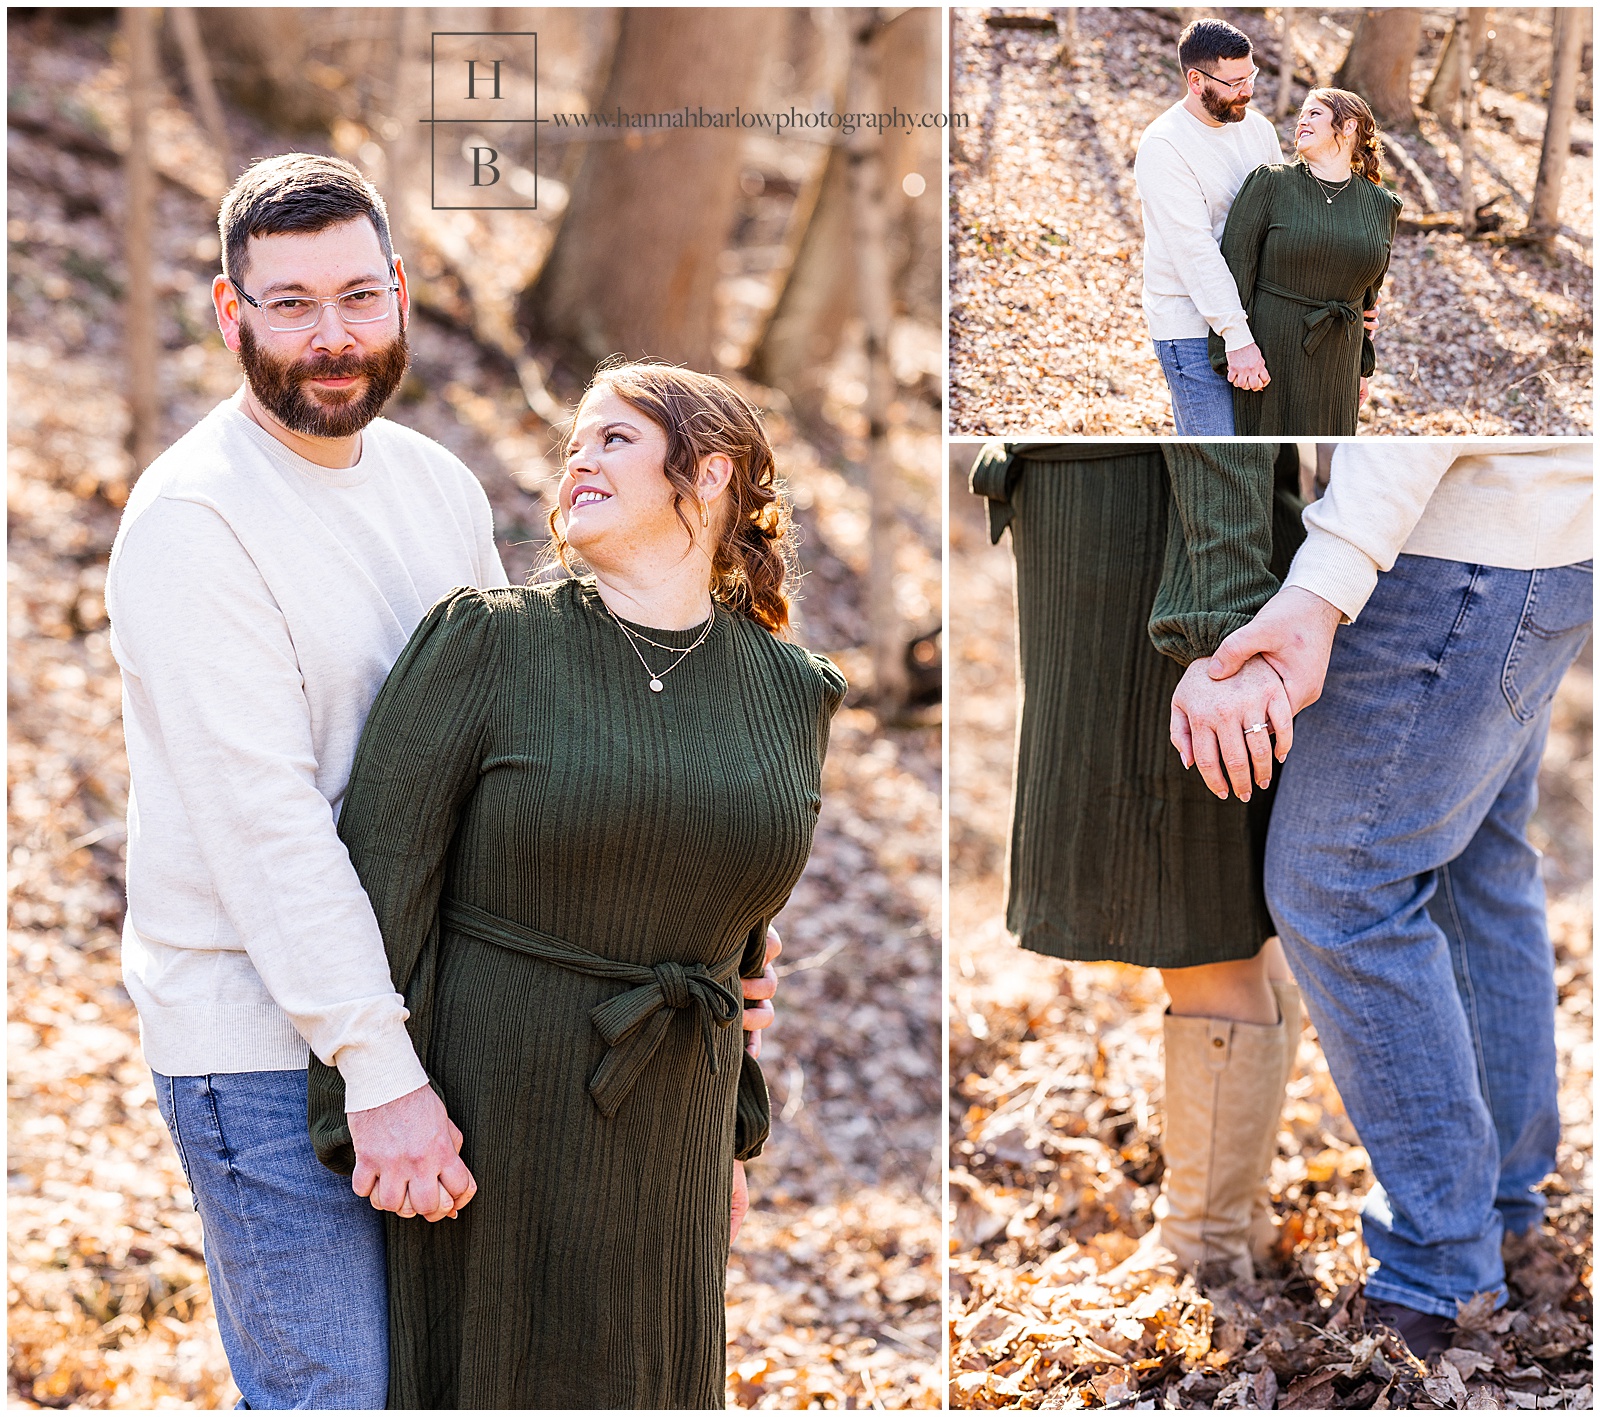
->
[742, 925, 782, 1059]
[348, 1082, 477, 1223]
[1226, 342, 1271, 392]
[1207, 586, 1344, 714]
[1171, 654, 1293, 801]
[1363, 295, 1380, 335]
[1359, 376, 1371, 406]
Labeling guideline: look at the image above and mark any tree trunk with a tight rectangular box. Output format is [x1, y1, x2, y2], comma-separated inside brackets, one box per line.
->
[747, 8, 934, 416]
[518, 8, 778, 372]
[1333, 9, 1423, 128]
[848, 15, 908, 711]
[1527, 7, 1586, 242]
[169, 6, 231, 179]
[1457, 7, 1478, 237]
[1273, 7, 1295, 119]
[123, 6, 160, 479]
[1422, 7, 1489, 121]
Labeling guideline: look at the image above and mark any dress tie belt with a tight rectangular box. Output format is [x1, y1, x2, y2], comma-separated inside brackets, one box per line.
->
[1254, 278, 1363, 358]
[440, 898, 744, 1119]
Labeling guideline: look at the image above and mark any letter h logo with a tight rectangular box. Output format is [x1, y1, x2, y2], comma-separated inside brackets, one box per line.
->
[425, 32, 539, 210]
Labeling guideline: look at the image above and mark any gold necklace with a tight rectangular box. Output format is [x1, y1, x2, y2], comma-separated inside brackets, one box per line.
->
[605, 603, 715, 693]
[1307, 164, 1355, 204]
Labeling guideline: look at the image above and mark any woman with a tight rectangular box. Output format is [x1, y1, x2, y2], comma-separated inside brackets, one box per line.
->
[307, 363, 845, 1408]
[971, 442, 1304, 1282]
[1209, 89, 1403, 435]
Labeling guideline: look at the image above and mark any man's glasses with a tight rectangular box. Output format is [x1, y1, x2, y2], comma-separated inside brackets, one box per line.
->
[1190, 65, 1259, 94]
[229, 277, 400, 333]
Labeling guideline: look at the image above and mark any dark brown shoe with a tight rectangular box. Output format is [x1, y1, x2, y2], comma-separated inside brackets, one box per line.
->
[1365, 1296, 1456, 1361]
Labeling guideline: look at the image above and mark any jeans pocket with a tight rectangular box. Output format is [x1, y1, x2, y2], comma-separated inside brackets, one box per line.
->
[1502, 564, 1594, 723]
[152, 1072, 198, 1203]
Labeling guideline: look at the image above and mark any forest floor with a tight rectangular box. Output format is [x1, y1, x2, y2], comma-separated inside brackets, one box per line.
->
[949, 7, 1594, 436]
[7, 16, 942, 1409]
[947, 463, 1593, 1411]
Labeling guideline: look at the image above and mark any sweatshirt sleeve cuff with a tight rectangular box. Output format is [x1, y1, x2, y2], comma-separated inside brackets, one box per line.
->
[1220, 319, 1255, 353]
[337, 1029, 431, 1113]
[1283, 525, 1377, 623]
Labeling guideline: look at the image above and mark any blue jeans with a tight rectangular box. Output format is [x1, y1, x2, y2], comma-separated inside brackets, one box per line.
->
[1266, 555, 1592, 1318]
[153, 1068, 388, 1409]
[1152, 337, 1236, 435]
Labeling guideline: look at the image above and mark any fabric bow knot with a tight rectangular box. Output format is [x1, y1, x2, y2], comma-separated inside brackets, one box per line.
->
[1299, 297, 1361, 357]
[586, 960, 742, 1117]
[437, 898, 746, 1121]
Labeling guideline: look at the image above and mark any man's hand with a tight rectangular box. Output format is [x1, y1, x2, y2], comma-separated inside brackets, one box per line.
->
[731, 1159, 750, 1242]
[1226, 342, 1270, 392]
[347, 1082, 476, 1222]
[1171, 654, 1293, 801]
[742, 926, 782, 1060]
[1207, 585, 1344, 713]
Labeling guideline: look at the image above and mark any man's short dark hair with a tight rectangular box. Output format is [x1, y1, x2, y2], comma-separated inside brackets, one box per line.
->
[1178, 18, 1253, 77]
[219, 153, 393, 282]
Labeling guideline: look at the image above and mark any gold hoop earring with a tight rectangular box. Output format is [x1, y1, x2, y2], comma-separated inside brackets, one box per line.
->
[699, 501, 709, 529]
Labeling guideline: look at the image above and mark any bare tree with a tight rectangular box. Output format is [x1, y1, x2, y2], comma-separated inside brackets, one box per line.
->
[518, 8, 779, 371]
[1422, 8, 1490, 121]
[1526, 7, 1587, 244]
[1334, 9, 1424, 127]
[169, 7, 231, 178]
[123, 6, 160, 478]
[1456, 7, 1479, 238]
[847, 13, 908, 710]
[1273, 7, 1295, 120]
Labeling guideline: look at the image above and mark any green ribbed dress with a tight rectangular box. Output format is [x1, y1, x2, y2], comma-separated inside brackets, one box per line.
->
[1208, 162, 1403, 435]
[307, 578, 844, 1410]
[971, 443, 1303, 967]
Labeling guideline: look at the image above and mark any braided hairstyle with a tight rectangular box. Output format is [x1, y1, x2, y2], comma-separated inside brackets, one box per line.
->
[1306, 87, 1384, 185]
[548, 360, 798, 636]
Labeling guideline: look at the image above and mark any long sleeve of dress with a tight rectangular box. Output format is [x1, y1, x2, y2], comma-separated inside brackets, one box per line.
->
[1360, 189, 1402, 377]
[309, 587, 505, 1173]
[1207, 166, 1276, 376]
[1148, 443, 1285, 664]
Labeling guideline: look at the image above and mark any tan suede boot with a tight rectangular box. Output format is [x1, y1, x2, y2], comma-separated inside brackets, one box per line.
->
[1113, 1006, 1292, 1284]
[1247, 981, 1302, 1265]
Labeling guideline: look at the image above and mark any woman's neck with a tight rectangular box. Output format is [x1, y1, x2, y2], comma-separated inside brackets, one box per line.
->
[589, 559, 715, 630]
[1304, 146, 1355, 182]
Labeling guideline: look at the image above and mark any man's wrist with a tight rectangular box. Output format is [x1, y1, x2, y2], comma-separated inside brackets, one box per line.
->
[337, 1033, 430, 1113]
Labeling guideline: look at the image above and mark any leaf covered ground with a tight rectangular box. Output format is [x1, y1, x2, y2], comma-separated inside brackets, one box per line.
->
[947, 461, 1593, 1410]
[7, 14, 942, 1408]
[949, 7, 1594, 436]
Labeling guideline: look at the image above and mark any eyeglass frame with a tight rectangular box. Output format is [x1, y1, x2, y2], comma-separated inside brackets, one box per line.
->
[1188, 64, 1260, 94]
[227, 274, 403, 333]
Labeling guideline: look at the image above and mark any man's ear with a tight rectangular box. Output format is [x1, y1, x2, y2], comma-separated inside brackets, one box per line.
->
[213, 273, 242, 353]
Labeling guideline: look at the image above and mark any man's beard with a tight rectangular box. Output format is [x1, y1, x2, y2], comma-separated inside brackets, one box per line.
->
[1201, 87, 1250, 124]
[238, 320, 409, 439]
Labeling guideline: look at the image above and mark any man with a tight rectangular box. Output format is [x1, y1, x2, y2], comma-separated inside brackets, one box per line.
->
[106, 155, 778, 1408]
[1134, 18, 1281, 434]
[1203, 443, 1592, 1358]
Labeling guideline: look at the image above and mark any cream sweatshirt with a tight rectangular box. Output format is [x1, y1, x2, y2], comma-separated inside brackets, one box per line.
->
[1285, 442, 1593, 621]
[1134, 101, 1284, 349]
[106, 392, 509, 1110]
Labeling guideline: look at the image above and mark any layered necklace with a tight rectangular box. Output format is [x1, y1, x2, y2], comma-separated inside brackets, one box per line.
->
[1307, 163, 1355, 205]
[605, 600, 716, 693]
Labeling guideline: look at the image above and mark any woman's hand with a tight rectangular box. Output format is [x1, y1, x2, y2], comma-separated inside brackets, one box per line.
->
[742, 926, 782, 1059]
[731, 1160, 750, 1242]
[1170, 654, 1293, 802]
[1359, 376, 1371, 406]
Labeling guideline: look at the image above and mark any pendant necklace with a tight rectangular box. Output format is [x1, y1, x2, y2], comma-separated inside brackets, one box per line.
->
[606, 601, 715, 693]
[1308, 165, 1354, 205]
